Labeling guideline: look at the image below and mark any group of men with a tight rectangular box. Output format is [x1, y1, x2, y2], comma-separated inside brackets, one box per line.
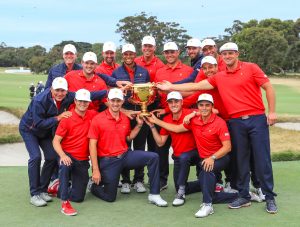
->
[19, 35, 278, 218]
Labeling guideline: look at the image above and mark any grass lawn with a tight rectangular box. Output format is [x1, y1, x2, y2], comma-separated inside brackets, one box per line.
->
[0, 161, 299, 227]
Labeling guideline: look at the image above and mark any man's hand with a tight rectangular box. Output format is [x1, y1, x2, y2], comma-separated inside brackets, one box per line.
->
[143, 117, 154, 128]
[56, 111, 72, 121]
[151, 109, 166, 118]
[183, 112, 196, 124]
[267, 112, 277, 126]
[122, 109, 141, 120]
[60, 154, 72, 166]
[212, 108, 219, 114]
[136, 115, 144, 126]
[156, 80, 172, 91]
[146, 113, 159, 125]
[116, 81, 132, 90]
[201, 157, 214, 172]
[92, 168, 101, 185]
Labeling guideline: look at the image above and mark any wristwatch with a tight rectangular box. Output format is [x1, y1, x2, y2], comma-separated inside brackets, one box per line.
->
[211, 155, 217, 160]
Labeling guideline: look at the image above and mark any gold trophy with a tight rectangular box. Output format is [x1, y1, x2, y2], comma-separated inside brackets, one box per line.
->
[128, 83, 157, 117]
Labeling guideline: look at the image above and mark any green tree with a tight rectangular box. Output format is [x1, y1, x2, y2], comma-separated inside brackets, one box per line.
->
[116, 12, 191, 54]
[233, 27, 288, 74]
[28, 56, 51, 74]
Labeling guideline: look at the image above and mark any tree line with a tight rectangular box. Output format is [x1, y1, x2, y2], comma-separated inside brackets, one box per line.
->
[0, 12, 299, 75]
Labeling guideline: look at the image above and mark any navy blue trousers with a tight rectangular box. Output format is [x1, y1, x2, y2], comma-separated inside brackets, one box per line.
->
[173, 149, 199, 192]
[19, 127, 58, 196]
[91, 150, 160, 202]
[59, 155, 90, 202]
[229, 114, 276, 200]
[198, 155, 230, 203]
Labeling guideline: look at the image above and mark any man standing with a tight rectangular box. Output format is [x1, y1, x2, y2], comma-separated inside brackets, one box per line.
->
[135, 36, 165, 82]
[45, 44, 82, 88]
[53, 89, 98, 216]
[154, 41, 193, 190]
[157, 42, 278, 214]
[95, 41, 120, 76]
[65, 52, 108, 111]
[111, 44, 150, 193]
[87, 88, 167, 207]
[145, 91, 198, 206]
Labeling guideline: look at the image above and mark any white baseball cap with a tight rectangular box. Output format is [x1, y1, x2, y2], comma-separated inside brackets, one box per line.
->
[108, 88, 124, 100]
[201, 39, 216, 48]
[167, 91, 183, 101]
[63, 44, 77, 54]
[201, 56, 218, 66]
[220, 42, 239, 52]
[122, 44, 136, 53]
[163, 42, 178, 51]
[142, 36, 156, 46]
[75, 89, 91, 102]
[52, 77, 68, 91]
[185, 38, 201, 48]
[82, 52, 97, 63]
[197, 93, 214, 104]
[103, 41, 116, 52]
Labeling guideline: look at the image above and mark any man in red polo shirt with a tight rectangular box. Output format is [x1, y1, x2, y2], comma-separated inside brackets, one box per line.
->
[53, 89, 98, 216]
[64, 52, 107, 111]
[95, 41, 120, 76]
[146, 93, 233, 218]
[135, 36, 165, 82]
[153, 41, 193, 190]
[145, 91, 199, 207]
[87, 88, 167, 207]
[156, 42, 278, 214]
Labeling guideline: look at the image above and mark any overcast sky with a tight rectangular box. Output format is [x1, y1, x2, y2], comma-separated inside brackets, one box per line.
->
[1, 0, 299, 50]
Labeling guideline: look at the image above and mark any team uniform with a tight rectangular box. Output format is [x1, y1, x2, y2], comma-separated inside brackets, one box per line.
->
[95, 61, 119, 76]
[154, 61, 193, 186]
[207, 61, 277, 202]
[56, 109, 97, 202]
[183, 113, 235, 204]
[88, 110, 160, 202]
[134, 55, 165, 82]
[45, 62, 82, 89]
[160, 109, 199, 191]
[64, 70, 108, 111]
[112, 64, 152, 186]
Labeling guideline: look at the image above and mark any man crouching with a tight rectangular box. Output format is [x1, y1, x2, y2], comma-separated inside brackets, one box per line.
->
[88, 88, 167, 207]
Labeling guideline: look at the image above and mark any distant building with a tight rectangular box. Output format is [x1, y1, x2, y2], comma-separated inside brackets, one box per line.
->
[5, 67, 31, 74]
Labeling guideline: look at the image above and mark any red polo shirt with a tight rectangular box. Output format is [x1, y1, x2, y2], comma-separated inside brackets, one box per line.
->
[207, 61, 269, 118]
[55, 109, 98, 160]
[88, 109, 130, 157]
[64, 70, 108, 111]
[124, 65, 135, 82]
[95, 61, 120, 76]
[160, 109, 197, 157]
[135, 56, 165, 82]
[155, 61, 193, 108]
[183, 113, 230, 158]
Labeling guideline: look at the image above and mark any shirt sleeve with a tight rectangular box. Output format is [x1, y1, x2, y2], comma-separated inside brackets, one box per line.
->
[88, 118, 100, 139]
[251, 63, 270, 86]
[217, 118, 231, 141]
[55, 119, 69, 137]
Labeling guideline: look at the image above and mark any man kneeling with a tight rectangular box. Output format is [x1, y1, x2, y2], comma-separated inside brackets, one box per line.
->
[88, 88, 167, 207]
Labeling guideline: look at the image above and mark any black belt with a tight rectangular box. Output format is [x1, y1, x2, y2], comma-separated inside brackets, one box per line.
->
[100, 152, 126, 160]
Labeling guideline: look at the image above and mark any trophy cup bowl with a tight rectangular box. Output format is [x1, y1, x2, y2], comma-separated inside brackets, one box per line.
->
[128, 83, 156, 117]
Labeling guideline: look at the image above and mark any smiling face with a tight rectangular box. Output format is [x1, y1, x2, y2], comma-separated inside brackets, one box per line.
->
[202, 62, 218, 77]
[142, 44, 156, 58]
[163, 50, 180, 65]
[108, 98, 124, 113]
[202, 45, 218, 58]
[186, 46, 201, 60]
[74, 99, 90, 113]
[82, 60, 97, 77]
[51, 88, 67, 102]
[221, 50, 239, 68]
[122, 51, 136, 67]
[102, 50, 116, 65]
[197, 100, 213, 118]
[63, 51, 77, 65]
[167, 99, 183, 114]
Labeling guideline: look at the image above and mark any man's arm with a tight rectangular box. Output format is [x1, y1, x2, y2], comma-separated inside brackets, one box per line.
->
[156, 79, 214, 92]
[52, 135, 72, 166]
[146, 114, 188, 133]
[261, 82, 276, 125]
[89, 139, 101, 185]
[144, 119, 168, 147]
[173, 69, 198, 84]
[126, 116, 143, 142]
